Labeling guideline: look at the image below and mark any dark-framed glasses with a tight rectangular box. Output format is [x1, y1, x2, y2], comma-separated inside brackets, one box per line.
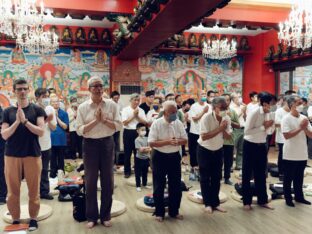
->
[15, 87, 29, 91]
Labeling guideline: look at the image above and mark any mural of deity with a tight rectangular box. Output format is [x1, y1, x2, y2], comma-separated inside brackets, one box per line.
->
[176, 70, 205, 97]
[11, 47, 26, 64]
[40, 63, 61, 95]
[1, 70, 14, 92]
[156, 58, 170, 73]
[93, 50, 109, 70]
[79, 72, 91, 92]
[71, 48, 82, 63]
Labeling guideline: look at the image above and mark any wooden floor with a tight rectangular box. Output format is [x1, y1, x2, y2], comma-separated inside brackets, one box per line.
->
[1, 148, 312, 234]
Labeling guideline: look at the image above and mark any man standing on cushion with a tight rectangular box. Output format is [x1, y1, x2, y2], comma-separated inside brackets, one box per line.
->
[35, 88, 57, 200]
[148, 101, 187, 222]
[197, 97, 232, 213]
[281, 95, 312, 207]
[76, 76, 122, 228]
[242, 92, 274, 210]
[1, 79, 45, 231]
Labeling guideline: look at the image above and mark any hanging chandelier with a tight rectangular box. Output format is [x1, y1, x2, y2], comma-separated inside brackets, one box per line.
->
[278, 0, 312, 50]
[16, 26, 59, 54]
[202, 37, 237, 60]
[0, 0, 59, 54]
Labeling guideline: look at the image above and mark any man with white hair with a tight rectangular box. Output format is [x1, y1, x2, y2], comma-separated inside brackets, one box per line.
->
[148, 100, 187, 222]
[76, 76, 122, 228]
[121, 93, 147, 178]
[197, 97, 232, 213]
[281, 95, 312, 207]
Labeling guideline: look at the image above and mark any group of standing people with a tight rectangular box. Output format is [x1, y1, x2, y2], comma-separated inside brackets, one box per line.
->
[1, 76, 312, 232]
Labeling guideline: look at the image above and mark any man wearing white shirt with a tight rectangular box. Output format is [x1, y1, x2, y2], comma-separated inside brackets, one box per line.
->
[148, 101, 187, 222]
[230, 93, 246, 170]
[35, 88, 57, 200]
[275, 97, 289, 178]
[188, 90, 210, 179]
[110, 91, 123, 165]
[242, 92, 274, 210]
[246, 91, 258, 117]
[121, 93, 147, 178]
[281, 95, 312, 207]
[197, 97, 231, 213]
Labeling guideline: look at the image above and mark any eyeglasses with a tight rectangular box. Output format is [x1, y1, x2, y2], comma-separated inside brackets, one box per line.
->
[15, 87, 29, 91]
[90, 84, 103, 89]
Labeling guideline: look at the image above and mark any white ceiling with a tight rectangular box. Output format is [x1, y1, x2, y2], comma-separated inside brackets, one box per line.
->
[186, 24, 269, 36]
[42, 12, 115, 28]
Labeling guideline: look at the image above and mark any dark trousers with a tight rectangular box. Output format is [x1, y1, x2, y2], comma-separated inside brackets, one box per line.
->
[113, 131, 120, 164]
[242, 140, 268, 205]
[152, 150, 182, 217]
[40, 149, 51, 196]
[69, 131, 83, 159]
[0, 137, 7, 201]
[223, 145, 234, 180]
[135, 157, 149, 187]
[123, 129, 137, 175]
[188, 132, 199, 167]
[50, 146, 65, 178]
[277, 143, 284, 175]
[283, 160, 306, 202]
[197, 145, 223, 207]
[83, 136, 114, 222]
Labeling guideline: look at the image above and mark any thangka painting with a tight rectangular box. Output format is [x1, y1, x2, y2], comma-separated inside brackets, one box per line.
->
[0, 45, 110, 107]
[293, 65, 312, 99]
[139, 53, 243, 100]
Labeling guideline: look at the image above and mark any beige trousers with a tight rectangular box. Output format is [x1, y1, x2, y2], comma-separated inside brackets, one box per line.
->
[4, 156, 42, 220]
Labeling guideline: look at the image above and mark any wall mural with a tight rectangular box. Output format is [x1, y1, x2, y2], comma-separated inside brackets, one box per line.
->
[293, 65, 312, 99]
[0, 45, 110, 107]
[139, 53, 243, 99]
[280, 71, 290, 95]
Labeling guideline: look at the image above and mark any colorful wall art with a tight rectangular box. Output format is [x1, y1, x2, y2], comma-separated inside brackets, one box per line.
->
[0, 45, 110, 107]
[139, 53, 243, 99]
[293, 65, 312, 99]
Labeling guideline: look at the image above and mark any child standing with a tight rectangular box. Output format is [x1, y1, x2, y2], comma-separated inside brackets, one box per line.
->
[135, 123, 151, 192]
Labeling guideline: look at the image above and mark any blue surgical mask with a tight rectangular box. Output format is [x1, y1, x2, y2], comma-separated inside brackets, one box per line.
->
[153, 105, 159, 111]
[201, 97, 207, 102]
[42, 98, 50, 107]
[169, 113, 177, 122]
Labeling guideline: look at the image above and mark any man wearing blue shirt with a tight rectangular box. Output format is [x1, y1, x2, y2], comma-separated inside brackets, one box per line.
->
[50, 95, 69, 178]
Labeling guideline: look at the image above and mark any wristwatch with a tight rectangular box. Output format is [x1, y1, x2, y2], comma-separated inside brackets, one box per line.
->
[22, 119, 28, 125]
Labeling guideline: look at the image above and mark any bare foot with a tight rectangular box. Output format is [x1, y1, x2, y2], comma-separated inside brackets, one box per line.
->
[155, 216, 164, 222]
[243, 205, 252, 211]
[86, 221, 96, 229]
[260, 203, 274, 210]
[204, 206, 213, 214]
[172, 214, 184, 220]
[214, 206, 227, 213]
[102, 220, 112, 227]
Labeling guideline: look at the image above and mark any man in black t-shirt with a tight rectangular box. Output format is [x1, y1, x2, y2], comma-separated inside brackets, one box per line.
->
[139, 90, 155, 115]
[1, 79, 45, 231]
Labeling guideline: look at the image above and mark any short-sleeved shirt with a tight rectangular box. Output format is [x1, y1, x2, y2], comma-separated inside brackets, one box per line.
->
[188, 102, 210, 135]
[148, 117, 187, 154]
[51, 108, 69, 146]
[275, 107, 289, 144]
[135, 136, 149, 160]
[39, 105, 56, 151]
[3, 103, 46, 157]
[121, 106, 146, 130]
[281, 113, 312, 161]
[139, 102, 151, 115]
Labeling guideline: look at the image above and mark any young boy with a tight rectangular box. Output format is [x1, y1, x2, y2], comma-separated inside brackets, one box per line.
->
[135, 123, 151, 192]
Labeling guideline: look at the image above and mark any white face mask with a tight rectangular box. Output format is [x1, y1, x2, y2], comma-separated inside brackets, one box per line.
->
[296, 105, 304, 113]
[219, 110, 227, 118]
[238, 97, 243, 104]
[139, 130, 146, 137]
[42, 98, 50, 107]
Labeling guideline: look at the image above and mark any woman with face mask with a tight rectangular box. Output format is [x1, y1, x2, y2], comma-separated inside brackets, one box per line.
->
[197, 97, 232, 214]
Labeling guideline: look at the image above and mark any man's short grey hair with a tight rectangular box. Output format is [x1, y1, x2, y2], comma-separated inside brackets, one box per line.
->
[286, 94, 300, 109]
[87, 76, 103, 87]
[212, 96, 227, 108]
[163, 100, 177, 111]
[130, 93, 140, 101]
